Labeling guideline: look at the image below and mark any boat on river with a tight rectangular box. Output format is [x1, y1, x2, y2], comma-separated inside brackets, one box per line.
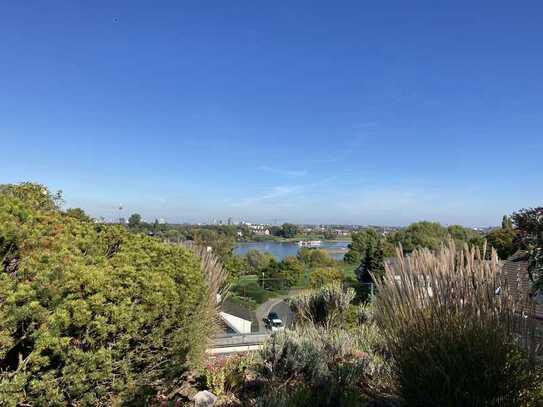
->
[297, 240, 322, 248]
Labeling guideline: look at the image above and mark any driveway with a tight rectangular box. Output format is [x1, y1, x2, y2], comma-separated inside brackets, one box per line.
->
[255, 296, 294, 332]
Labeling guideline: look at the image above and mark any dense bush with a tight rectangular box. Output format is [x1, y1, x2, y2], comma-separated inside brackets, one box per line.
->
[0, 183, 214, 406]
[257, 327, 368, 406]
[373, 241, 542, 406]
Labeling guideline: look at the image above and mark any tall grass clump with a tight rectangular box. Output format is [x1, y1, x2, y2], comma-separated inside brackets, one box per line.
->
[373, 241, 541, 406]
[288, 282, 355, 329]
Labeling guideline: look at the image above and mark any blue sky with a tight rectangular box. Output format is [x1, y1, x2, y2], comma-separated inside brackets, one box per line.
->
[1, 1, 542, 226]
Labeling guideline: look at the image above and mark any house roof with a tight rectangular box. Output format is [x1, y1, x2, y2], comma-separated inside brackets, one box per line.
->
[221, 299, 256, 322]
[502, 251, 543, 319]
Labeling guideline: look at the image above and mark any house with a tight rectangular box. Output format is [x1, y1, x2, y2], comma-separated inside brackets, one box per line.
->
[217, 300, 256, 335]
[246, 223, 271, 236]
[502, 251, 543, 320]
[219, 312, 252, 335]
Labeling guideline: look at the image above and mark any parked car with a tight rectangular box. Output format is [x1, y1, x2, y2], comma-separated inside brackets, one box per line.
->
[264, 311, 284, 332]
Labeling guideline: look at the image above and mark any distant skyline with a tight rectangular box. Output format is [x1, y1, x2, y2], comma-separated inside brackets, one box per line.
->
[1, 1, 542, 226]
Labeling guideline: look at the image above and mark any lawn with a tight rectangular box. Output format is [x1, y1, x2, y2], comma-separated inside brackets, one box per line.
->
[230, 262, 359, 308]
[339, 262, 357, 280]
[230, 275, 287, 306]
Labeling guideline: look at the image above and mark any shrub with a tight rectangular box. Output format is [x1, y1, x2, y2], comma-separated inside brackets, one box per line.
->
[373, 241, 541, 406]
[201, 354, 254, 397]
[0, 183, 215, 406]
[257, 326, 368, 406]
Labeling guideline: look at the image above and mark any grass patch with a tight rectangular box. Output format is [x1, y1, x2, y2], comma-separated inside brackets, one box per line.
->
[231, 275, 285, 305]
[339, 262, 357, 280]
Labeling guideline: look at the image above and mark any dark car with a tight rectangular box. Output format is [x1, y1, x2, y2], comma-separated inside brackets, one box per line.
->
[265, 312, 284, 331]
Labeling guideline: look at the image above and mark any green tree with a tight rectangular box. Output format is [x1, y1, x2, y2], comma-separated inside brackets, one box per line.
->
[511, 207, 543, 297]
[245, 249, 274, 274]
[389, 221, 450, 253]
[65, 207, 92, 222]
[323, 229, 337, 240]
[486, 228, 518, 260]
[297, 248, 335, 268]
[308, 267, 342, 288]
[344, 229, 381, 264]
[279, 223, 299, 238]
[259, 258, 282, 289]
[128, 213, 142, 229]
[0, 183, 213, 405]
[279, 256, 305, 286]
[223, 254, 248, 282]
[356, 240, 385, 285]
[191, 228, 235, 259]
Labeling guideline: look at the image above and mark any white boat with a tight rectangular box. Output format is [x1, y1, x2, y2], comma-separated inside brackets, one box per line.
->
[297, 240, 322, 248]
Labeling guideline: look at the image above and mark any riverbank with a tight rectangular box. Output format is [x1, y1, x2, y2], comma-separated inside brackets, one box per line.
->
[239, 235, 352, 244]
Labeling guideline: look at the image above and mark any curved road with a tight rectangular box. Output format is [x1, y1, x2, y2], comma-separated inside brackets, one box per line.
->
[255, 296, 294, 332]
[269, 300, 294, 328]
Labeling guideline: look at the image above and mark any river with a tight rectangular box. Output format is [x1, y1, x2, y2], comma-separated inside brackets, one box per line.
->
[234, 240, 350, 261]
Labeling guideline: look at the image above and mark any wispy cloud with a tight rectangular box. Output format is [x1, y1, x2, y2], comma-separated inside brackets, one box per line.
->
[257, 165, 307, 177]
[230, 176, 337, 209]
[231, 185, 301, 207]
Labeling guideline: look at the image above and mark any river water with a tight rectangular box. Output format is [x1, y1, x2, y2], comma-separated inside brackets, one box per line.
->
[234, 240, 350, 261]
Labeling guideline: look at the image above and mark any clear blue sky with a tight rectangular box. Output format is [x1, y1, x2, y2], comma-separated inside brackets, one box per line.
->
[1, 1, 542, 226]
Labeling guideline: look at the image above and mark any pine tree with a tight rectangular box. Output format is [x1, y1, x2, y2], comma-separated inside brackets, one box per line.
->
[356, 240, 385, 284]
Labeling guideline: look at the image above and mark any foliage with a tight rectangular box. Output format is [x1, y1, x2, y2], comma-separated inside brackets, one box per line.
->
[65, 207, 92, 222]
[388, 221, 449, 253]
[356, 239, 385, 285]
[389, 221, 483, 254]
[0, 183, 214, 406]
[244, 249, 274, 274]
[202, 354, 254, 397]
[373, 241, 541, 406]
[351, 304, 397, 396]
[486, 227, 518, 260]
[222, 254, 248, 282]
[257, 326, 368, 406]
[297, 248, 335, 268]
[278, 256, 305, 286]
[127, 213, 142, 229]
[258, 259, 282, 290]
[511, 207, 543, 296]
[289, 283, 355, 329]
[276, 223, 299, 238]
[191, 228, 236, 259]
[309, 267, 342, 288]
[231, 277, 275, 305]
[345, 228, 390, 264]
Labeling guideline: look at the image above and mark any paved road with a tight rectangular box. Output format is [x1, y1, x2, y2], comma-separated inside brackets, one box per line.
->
[255, 296, 286, 332]
[269, 300, 294, 328]
[254, 296, 294, 332]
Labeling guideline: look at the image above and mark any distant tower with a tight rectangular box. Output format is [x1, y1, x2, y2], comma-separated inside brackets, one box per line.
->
[118, 204, 123, 224]
[228, 217, 233, 225]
